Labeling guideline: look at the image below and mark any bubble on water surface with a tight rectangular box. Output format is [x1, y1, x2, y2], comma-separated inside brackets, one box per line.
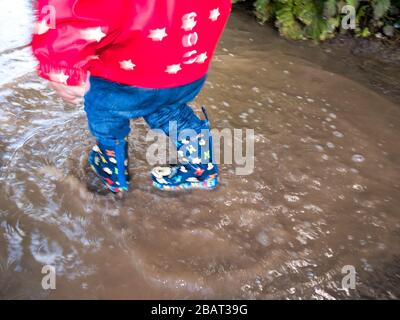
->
[333, 131, 344, 138]
[315, 145, 324, 152]
[326, 142, 335, 149]
[352, 154, 365, 163]
[352, 184, 365, 191]
[256, 231, 270, 247]
[284, 194, 300, 202]
[303, 204, 323, 214]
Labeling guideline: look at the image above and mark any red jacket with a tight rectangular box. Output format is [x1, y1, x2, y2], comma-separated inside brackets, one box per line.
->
[31, 0, 232, 88]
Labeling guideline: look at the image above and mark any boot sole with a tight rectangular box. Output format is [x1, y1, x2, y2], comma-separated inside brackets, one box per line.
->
[152, 177, 219, 191]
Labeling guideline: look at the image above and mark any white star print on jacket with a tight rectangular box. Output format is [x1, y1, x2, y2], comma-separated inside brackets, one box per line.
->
[196, 52, 208, 64]
[120, 59, 136, 70]
[148, 28, 168, 41]
[80, 27, 106, 42]
[209, 8, 221, 21]
[165, 64, 182, 74]
[34, 19, 51, 35]
[32, 0, 232, 88]
[48, 71, 70, 84]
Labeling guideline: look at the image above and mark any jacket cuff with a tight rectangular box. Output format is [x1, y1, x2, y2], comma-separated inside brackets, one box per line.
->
[37, 62, 88, 86]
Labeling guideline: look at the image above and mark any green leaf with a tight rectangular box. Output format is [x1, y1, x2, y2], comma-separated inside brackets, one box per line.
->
[360, 27, 371, 37]
[346, 0, 360, 9]
[324, 0, 338, 18]
[254, 0, 272, 23]
[372, 0, 391, 20]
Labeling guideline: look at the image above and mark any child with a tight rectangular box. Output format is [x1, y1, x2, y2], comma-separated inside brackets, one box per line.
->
[32, 0, 232, 193]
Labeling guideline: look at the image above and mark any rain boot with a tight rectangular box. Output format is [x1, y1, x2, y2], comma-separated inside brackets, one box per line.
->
[88, 138, 129, 193]
[151, 107, 219, 191]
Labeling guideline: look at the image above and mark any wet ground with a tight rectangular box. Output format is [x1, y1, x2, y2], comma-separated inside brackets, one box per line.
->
[0, 2, 400, 299]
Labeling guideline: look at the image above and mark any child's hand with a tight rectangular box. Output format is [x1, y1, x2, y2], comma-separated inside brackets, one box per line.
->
[51, 82, 89, 104]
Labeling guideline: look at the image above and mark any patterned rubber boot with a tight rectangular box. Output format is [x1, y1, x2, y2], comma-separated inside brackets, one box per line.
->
[151, 107, 219, 191]
[88, 138, 129, 193]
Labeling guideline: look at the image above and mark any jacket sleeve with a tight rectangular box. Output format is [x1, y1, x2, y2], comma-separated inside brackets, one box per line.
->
[31, 0, 123, 86]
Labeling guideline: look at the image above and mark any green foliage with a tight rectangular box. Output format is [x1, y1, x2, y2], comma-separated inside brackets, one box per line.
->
[232, 0, 400, 41]
[373, 0, 391, 19]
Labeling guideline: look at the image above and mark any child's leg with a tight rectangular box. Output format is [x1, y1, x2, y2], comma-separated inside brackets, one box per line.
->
[144, 102, 219, 191]
[144, 100, 204, 135]
[84, 78, 130, 193]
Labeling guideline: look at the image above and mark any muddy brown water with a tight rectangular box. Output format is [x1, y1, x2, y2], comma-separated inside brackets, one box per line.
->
[0, 2, 400, 299]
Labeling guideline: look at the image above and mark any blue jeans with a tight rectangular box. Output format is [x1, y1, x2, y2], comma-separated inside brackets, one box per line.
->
[84, 75, 207, 145]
